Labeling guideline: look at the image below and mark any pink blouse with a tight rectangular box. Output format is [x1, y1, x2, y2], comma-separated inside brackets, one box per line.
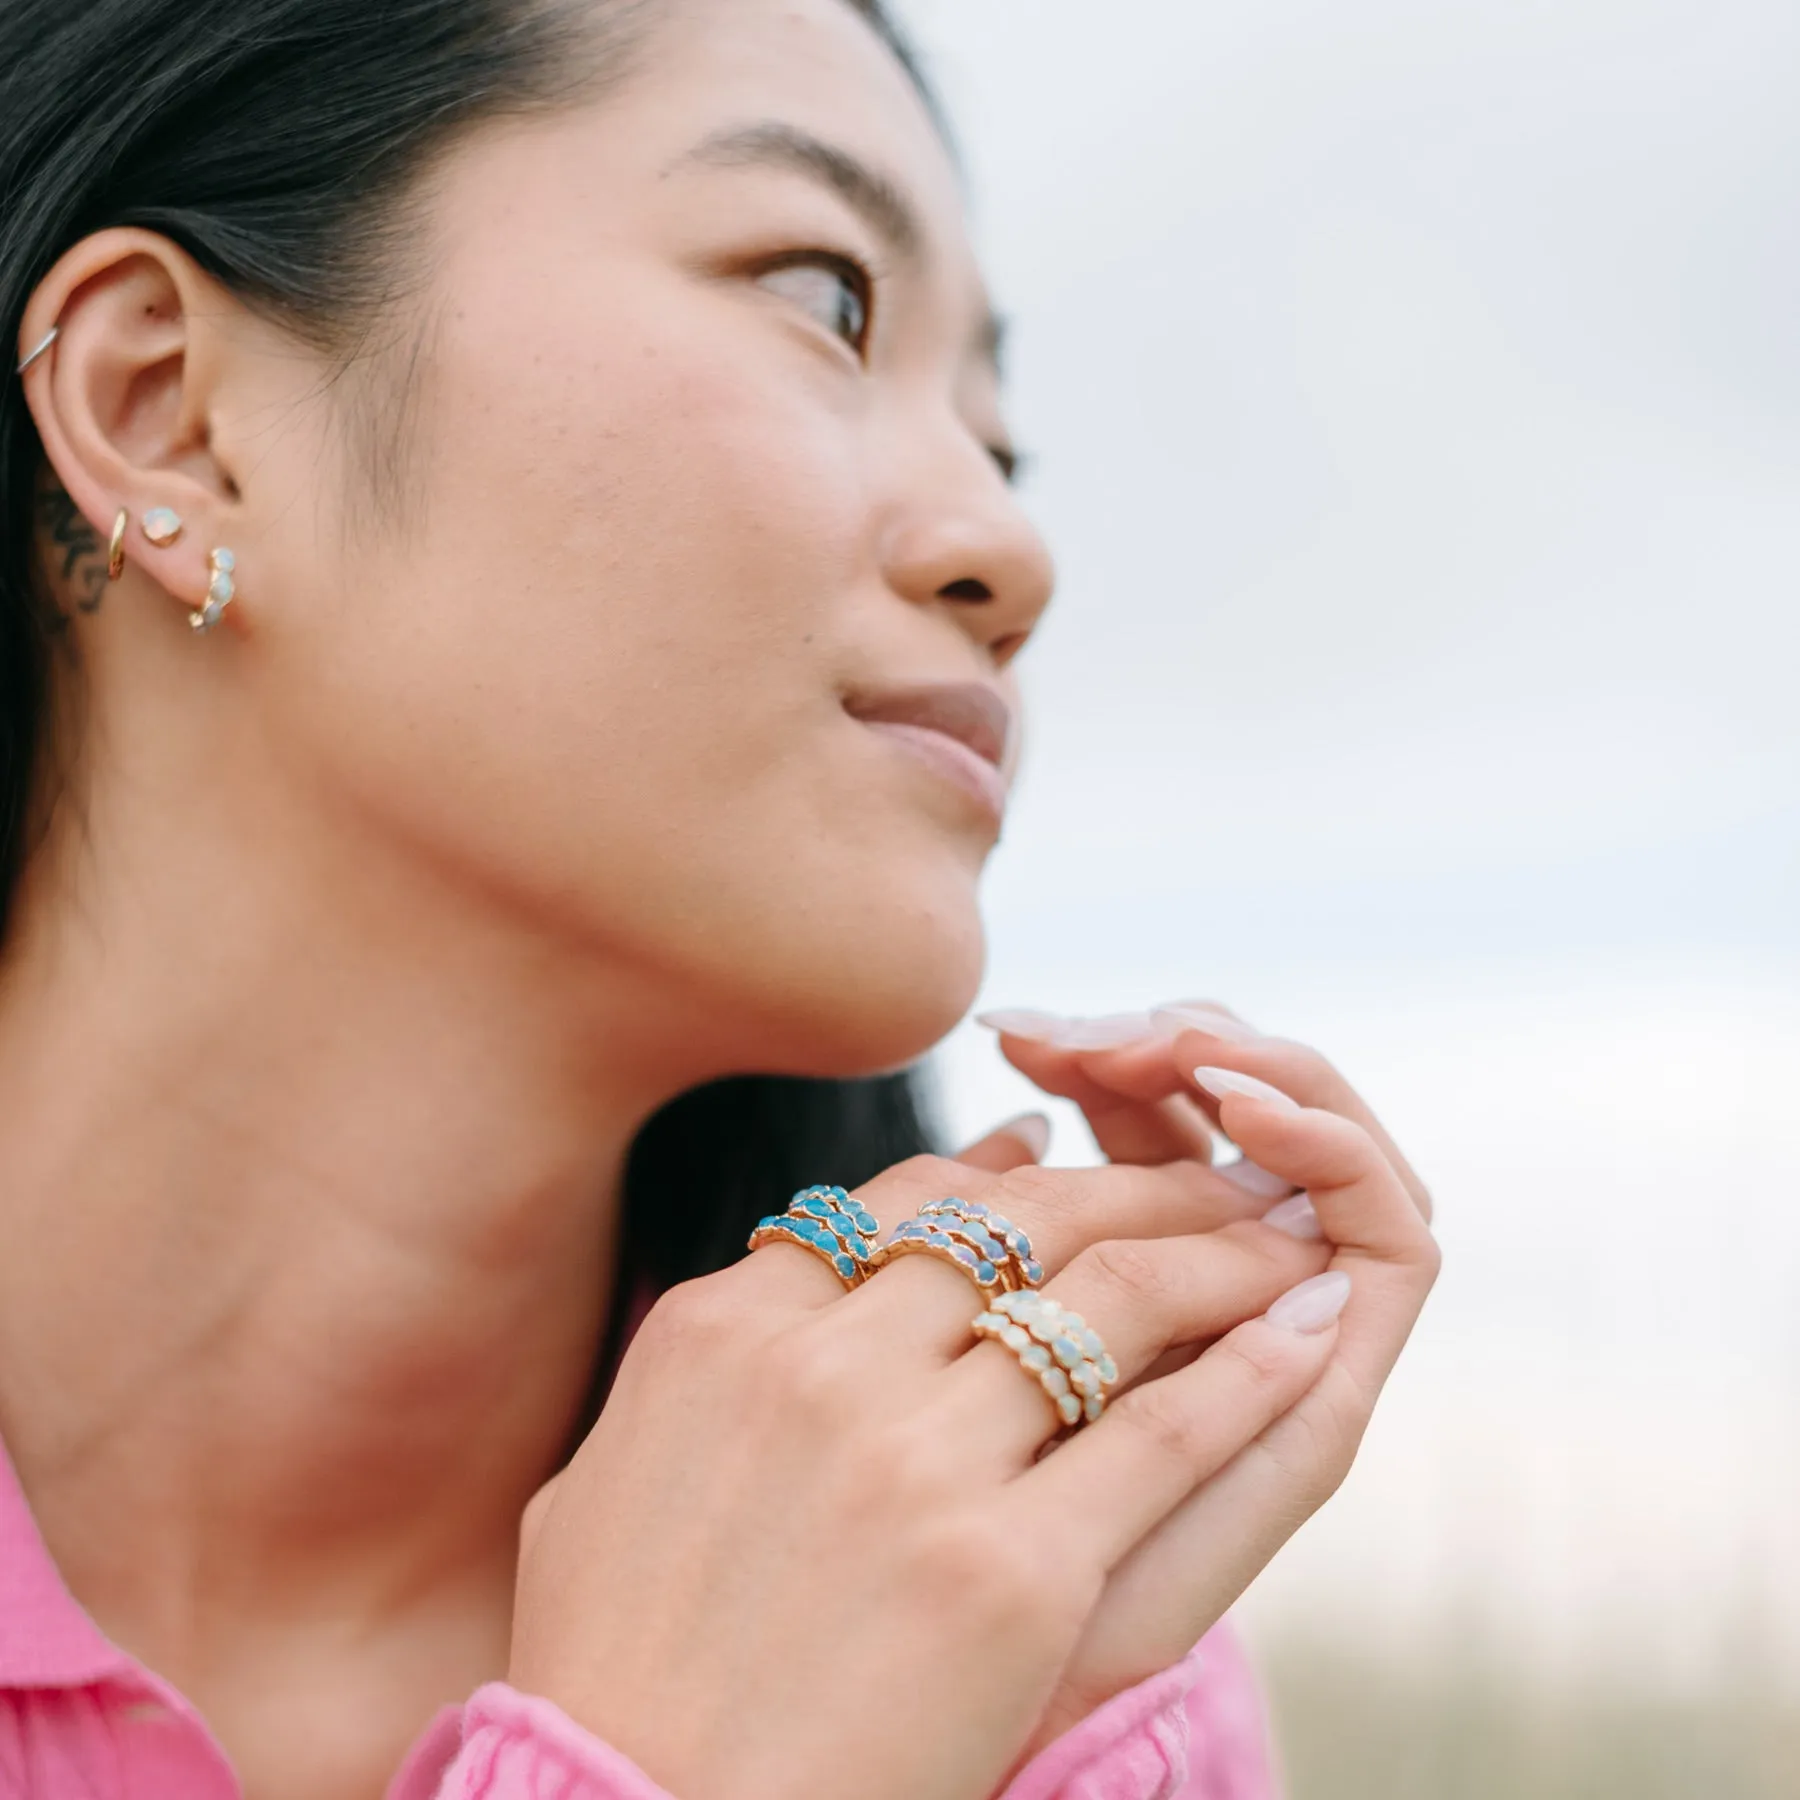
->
[0, 1437, 1280, 1800]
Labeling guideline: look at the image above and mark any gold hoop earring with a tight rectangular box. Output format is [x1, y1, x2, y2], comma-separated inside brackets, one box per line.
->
[191, 548, 236, 635]
[107, 509, 128, 583]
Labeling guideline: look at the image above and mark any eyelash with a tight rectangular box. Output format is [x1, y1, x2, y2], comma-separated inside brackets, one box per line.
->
[750, 248, 1022, 484]
[754, 248, 876, 361]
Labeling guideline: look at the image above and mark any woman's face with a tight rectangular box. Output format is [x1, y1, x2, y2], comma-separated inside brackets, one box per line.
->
[243, 0, 1053, 1078]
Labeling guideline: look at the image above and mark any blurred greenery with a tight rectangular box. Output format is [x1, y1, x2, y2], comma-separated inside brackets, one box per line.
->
[1263, 1638, 1800, 1800]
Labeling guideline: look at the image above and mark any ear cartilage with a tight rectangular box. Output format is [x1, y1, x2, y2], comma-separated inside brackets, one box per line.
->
[191, 548, 236, 635]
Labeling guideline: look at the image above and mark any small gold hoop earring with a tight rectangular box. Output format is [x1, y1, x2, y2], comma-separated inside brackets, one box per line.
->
[191, 548, 236, 635]
[107, 509, 129, 583]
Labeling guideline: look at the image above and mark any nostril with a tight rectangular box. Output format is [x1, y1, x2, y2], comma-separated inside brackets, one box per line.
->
[939, 577, 993, 602]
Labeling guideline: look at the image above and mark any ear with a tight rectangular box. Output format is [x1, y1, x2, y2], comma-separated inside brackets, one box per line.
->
[19, 229, 254, 634]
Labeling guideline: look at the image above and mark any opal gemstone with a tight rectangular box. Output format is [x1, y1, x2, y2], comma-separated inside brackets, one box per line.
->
[1056, 1394, 1082, 1426]
[143, 507, 182, 545]
[1000, 1324, 1030, 1353]
[1084, 1395, 1105, 1423]
[1040, 1366, 1070, 1399]
[1098, 1354, 1119, 1385]
[212, 548, 235, 572]
[1052, 1336, 1083, 1370]
[1021, 1344, 1051, 1372]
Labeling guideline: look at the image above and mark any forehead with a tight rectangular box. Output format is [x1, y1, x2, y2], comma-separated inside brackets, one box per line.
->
[614, 0, 981, 274]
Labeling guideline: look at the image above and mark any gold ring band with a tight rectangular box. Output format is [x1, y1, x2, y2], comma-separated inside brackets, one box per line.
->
[972, 1290, 1120, 1433]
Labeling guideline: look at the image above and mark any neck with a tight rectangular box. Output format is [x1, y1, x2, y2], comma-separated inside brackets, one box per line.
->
[0, 763, 697, 1684]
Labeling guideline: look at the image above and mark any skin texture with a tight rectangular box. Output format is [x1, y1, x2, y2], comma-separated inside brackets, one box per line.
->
[0, 4, 1438, 1798]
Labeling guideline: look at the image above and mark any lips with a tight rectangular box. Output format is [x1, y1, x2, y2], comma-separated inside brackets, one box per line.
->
[844, 682, 1013, 769]
[844, 680, 1015, 824]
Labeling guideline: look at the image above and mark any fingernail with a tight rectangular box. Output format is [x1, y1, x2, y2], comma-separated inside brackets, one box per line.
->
[1212, 1157, 1295, 1200]
[1151, 1004, 1261, 1045]
[1261, 1194, 1323, 1241]
[994, 1111, 1052, 1160]
[1266, 1270, 1351, 1334]
[975, 1010, 1068, 1042]
[1059, 1012, 1157, 1050]
[1192, 1067, 1300, 1111]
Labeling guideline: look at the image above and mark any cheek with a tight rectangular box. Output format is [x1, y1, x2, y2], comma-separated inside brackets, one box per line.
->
[265, 284, 985, 1068]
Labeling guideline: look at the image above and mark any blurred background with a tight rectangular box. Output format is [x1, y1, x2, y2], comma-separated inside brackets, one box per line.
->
[896, 1, 1800, 1793]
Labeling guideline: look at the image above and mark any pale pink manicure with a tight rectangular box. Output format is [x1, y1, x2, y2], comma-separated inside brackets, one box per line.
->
[993, 1111, 1052, 1160]
[1213, 1158, 1295, 1200]
[1151, 1004, 1261, 1045]
[975, 1010, 1067, 1041]
[1060, 1012, 1157, 1050]
[1261, 1194, 1323, 1241]
[1192, 1066, 1300, 1111]
[1266, 1270, 1351, 1334]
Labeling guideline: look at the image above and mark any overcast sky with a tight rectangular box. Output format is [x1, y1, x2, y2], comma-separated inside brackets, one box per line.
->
[896, 0, 1800, 1675]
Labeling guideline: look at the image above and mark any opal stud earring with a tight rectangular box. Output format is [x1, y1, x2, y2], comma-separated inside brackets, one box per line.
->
[142, 507, 183, 548]
[191, 548, 236, 634]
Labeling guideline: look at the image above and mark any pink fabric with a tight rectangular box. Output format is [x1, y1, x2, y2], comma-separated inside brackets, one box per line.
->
[0, 1435, 1278, 1800]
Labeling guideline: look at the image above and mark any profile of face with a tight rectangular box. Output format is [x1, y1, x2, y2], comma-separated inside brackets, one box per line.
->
[29, 0, 1053, 1090]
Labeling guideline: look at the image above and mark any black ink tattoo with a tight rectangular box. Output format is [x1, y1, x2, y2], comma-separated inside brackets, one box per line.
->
[33, 484, 107, 623]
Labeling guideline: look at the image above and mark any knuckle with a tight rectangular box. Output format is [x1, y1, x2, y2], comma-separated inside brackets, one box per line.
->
[994, 1160, 1082, 1227]
[637, 1274, 744, 1358]
[1079, 1237, 1172, 1309]
[1113, 1382, 1212, 1467]
[878, 1153, 976, 1207]
[759, 1324, 855, 1424]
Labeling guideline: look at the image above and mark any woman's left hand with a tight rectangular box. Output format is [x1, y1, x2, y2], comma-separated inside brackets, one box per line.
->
[968, 1002, 1438, 1750]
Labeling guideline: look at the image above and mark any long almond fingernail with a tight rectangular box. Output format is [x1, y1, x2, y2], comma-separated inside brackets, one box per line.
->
[1151, 1004, 1261, 1045]
[975, 1010, 1067, 1042]
[1060, 1012, 1157, 1049]
[1266, 1270, 1351, 1334]
[1192, 1067, 1300, 1111]
[1261, 1194, 1323, 1241]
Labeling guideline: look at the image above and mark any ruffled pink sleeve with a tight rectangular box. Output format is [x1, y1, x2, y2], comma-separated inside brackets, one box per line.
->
[404, 1623, 1278, 1800]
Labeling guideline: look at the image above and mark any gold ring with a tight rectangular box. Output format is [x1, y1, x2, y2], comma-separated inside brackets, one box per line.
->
[972, 1290, 1120, 1432]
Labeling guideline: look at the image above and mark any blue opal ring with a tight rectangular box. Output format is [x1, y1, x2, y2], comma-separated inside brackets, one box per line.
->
[971, 1290, 1120, 1432]
[869, 1210, 1008, 1298]
[747, 1184, 880, 1289]
[918, 1197, 1045, 1290]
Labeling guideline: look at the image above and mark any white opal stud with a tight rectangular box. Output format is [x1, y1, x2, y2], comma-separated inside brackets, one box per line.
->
[191, 547, 236, 634]
[142, 507, 184, 547]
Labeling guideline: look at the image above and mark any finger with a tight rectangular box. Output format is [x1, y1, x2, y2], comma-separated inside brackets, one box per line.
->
[997, 1031, 1218, 1167]
[1015, 1277, 1348, 1568]
[955, 1111, 1052, 1174]
[1160, 1017, 1433, 1220]
[941, 1220, 1332, 1468]
[845, 1156, 1278, 1352]
[1200, 1087, 1440, 1398]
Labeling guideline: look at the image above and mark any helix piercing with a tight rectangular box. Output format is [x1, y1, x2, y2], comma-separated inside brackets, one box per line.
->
[107, 509, 129, 583]
[15, 328, 57, 376]
[191, 548, 236, 634]
[142, 507, 184, 548]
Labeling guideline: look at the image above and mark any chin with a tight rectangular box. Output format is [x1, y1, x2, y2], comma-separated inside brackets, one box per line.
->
[734, 892, 987, 1081]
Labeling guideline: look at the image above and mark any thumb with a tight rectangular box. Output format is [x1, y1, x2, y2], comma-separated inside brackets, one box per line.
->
[954, 1110, 1052, 1174]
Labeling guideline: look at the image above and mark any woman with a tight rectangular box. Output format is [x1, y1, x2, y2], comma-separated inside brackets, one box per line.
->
[0, 2, 1439, 1797]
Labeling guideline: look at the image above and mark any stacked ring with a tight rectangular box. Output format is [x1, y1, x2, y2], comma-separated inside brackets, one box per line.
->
[747, 1184, 881, 1289]
[972, 1290, 1121, 1431]
[917, 1197, 1045, 1290]
[868, 1211, 1008, 1298]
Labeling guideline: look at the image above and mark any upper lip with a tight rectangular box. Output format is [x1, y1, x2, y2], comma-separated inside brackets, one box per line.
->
[844, 680, 1015, 770]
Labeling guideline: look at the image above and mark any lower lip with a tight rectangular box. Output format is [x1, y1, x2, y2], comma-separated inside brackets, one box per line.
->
[860, 721, 1009, 826]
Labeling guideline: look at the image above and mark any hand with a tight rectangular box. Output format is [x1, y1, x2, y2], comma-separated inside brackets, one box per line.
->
[509, 1139, 1364, 1800]
[977, 1003, 1439, 1746]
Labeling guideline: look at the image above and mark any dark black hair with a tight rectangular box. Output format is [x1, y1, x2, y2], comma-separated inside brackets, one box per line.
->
[0, 0, 941, 1433]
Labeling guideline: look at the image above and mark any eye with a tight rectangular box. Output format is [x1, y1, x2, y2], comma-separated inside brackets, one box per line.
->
[755, 253, 873, 358]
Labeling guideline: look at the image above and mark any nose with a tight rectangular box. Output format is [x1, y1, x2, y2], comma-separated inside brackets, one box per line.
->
[878, 451, 1055, 669]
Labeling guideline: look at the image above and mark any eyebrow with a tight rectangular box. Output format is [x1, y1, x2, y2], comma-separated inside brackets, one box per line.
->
[675, 121, 925, 263]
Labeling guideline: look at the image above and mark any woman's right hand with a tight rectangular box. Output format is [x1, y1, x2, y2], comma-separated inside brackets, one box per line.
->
[507, 1132, 1385, 1800]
